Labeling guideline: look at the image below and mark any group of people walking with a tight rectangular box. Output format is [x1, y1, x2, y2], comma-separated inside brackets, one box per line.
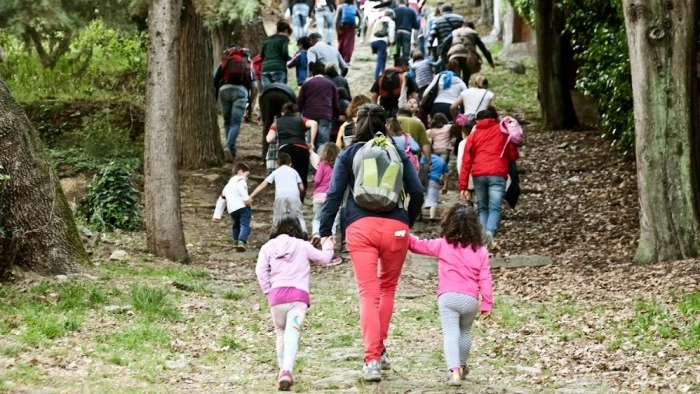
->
[211, 1, 523, 391]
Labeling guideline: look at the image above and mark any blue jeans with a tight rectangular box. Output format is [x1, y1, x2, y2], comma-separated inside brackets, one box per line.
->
[219, 85, 248, 156]
[261, 71, 288, 91]
[292, 3, 310, 40]
[315, 8, 334, 44]
[314, 118, 332, 152]
[230, 206, 252, 243]
[473, 176, 506, 237]
[371, 40, 388, 81]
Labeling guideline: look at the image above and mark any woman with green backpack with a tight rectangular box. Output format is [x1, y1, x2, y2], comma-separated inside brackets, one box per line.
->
[318, 104, 424, 383]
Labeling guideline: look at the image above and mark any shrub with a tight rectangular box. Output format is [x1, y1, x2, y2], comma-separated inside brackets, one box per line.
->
[76, 163, 142, 231]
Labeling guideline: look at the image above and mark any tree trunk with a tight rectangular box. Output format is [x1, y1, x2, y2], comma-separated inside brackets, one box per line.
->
[0, 80, 87, 278]
[177, 0, 224, 170]
[535, 0, 579, 129]
[144, 0, 189, 262]
[481, 0, 494, 27]
[211, 18, 268, 67]
[622, 0, 700, 262]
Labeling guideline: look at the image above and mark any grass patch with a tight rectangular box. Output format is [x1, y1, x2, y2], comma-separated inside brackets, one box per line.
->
[129, 285, 181, 321]
[222, 290, 244, 300]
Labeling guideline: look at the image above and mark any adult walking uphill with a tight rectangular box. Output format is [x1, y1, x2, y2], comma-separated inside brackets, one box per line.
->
[260, 20, 293, 90]
[297, 62, 340, 152]
[318, 104, 424, 383]
[307, 33, 349, 77]
[427, 4, 464, 70]
[458, 107, 520, 249]
[335, 0, 359, 63]
[392, 0, 420, 61]
[213, 45, 256, 163]
[448, 20, 495, 84]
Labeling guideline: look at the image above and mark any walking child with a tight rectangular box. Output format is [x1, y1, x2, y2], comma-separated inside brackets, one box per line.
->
[311, 142, 342, 264]
[421, 152, 448, 222]
[287, 36, 310, 87]
[212, 163, 252, 251]
[255, 215, 336, 390]
[249, 152, 307, 233]
[408, 203, 493, 386]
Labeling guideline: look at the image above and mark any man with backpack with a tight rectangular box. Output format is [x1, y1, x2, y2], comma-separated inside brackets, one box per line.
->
[335, 0, 359, 63]
[213, 45, 256, 162]
[369, 9, 395, 81]
[426, 4, 463, 68]
[448, 20, 495, 84]
[370, 58, 418, 118]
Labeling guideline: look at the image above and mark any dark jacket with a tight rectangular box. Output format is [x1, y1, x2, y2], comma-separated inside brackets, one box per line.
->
[427, 12, 464, 48]
[318, 141, 424, 237]
[261, 34, 290, 73]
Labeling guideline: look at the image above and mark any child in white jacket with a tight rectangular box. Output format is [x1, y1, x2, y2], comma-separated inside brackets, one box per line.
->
[212, 163, 252, 251]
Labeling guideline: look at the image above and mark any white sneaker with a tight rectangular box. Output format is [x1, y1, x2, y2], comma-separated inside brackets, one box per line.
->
[362, 361, 382, 382]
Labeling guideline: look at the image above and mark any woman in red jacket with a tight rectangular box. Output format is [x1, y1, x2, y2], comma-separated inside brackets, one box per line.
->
[458, 107, 519, 246]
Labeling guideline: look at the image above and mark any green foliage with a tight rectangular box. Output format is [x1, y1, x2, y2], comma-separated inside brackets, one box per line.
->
[562, 0, 634, 153]
[627, 294, 700, 350]
[201, 0, 262, 26]
[0, 20, 146, 102]
[129, 285, 181, 321]
[510, 0, 635, 153]
[76, 163, 142, 232]
[509, 0, 535, 26]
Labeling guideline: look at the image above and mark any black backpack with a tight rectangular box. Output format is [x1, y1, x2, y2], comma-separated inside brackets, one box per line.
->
[378, 69, 404, 100]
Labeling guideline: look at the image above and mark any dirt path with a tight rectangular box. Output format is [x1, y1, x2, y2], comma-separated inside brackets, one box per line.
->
[3, 39, 698, 394]
[169, 41, 699, 393]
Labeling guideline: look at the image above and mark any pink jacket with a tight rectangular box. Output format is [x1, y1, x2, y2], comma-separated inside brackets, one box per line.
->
[256, 234, 334, 295]
[408, 235, 493, 312]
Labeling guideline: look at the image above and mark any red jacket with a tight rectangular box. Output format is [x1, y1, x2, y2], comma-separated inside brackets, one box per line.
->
[459, 118, 519, 191]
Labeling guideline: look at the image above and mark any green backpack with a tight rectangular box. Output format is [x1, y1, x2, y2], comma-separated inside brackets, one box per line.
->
[352, 133, 404, 212]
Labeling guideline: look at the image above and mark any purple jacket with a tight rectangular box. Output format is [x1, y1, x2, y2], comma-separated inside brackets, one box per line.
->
[297, 75, 340, 121]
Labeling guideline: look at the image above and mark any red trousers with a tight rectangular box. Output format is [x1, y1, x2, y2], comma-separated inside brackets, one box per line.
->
[337, 25, 356, 63]
[346, 217, 409, 362]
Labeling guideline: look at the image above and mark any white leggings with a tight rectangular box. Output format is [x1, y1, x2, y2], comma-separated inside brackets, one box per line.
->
[438, 292, 479, 370]
[270, 301, 308, 371]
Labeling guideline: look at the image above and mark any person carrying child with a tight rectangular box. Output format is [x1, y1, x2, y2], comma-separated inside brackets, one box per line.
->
[212, 163, 252, 251]
[249, 152, 307, 233]
[255, 215, 336, 391]
[420, 151, 448, 222]
[408, 203, 493, 386]
[311, 142, 343, 265]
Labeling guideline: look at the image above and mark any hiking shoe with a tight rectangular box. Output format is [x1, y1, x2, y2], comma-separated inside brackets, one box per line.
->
[328, 256, 343, 266]
[236, 241, 246, 252]
[446, 368, 462, 386]
[459, 365, 469, 380]
[380, 349, 391, 370]
[277, 370, 293, 391]
[223, 147, 235, 163]
[362, 361, 382, 382]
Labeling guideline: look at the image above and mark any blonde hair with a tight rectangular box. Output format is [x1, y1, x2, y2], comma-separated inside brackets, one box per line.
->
[319, 142, 340, 167]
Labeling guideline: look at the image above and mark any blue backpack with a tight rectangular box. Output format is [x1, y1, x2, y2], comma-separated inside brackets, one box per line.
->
[340, 4, 358, 27]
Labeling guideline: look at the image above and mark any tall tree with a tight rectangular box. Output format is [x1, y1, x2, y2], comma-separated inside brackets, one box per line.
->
[144, 0, 189, 262]
[0, 80, 88, 278]
[534, 0, 579, 129]
[177, 0, 224, 170]
[622, 0, 700, 262]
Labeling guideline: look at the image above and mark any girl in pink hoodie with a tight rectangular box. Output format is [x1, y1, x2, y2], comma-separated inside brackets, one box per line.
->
[255, 215, 335, 391]
[408, 203, 493, 386]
